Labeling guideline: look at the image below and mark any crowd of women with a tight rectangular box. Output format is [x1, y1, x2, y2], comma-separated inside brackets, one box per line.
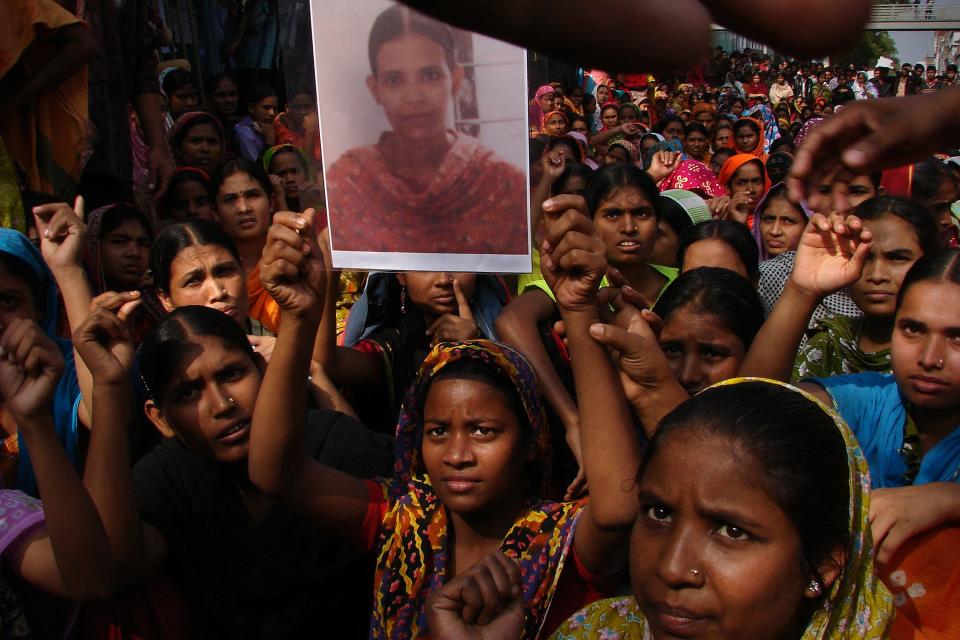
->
[2, 0, 960, 638]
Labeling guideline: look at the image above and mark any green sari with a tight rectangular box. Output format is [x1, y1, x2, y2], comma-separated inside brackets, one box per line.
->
[793, 315, 891, 382]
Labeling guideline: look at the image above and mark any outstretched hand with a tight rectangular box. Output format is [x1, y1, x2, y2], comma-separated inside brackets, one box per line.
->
[32, 196, 87, 272]
[260, 208, 327, 318]
[790, 213, 872, 299]
[426, 552, 524, 640]
[73, 292, 142, 386]
[540, 195, 607, 313]
[0, 319, 64, 423]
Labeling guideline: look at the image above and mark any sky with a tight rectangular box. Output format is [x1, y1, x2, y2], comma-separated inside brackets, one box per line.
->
[891, 31, 937, 64]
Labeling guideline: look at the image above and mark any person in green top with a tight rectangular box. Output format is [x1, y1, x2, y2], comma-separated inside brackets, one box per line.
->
[498, 163, 676, 500]
[793, 196, 940, 380]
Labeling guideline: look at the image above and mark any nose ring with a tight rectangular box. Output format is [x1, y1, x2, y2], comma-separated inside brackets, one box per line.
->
[227, 397, 236, 405]
[689, 569, 701, 578]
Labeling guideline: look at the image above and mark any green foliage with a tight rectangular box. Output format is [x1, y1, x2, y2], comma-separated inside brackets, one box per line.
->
[833, 30, 899, 69]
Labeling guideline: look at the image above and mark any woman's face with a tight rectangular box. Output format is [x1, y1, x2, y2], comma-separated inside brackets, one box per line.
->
[168, 83, 199, 118]
[569, 88, 584, 107]
[596, 85, 610, 104]
[287, 92, 315, 129]
[215, 171, 272, 243]
[752, 74, 761, 84]
[544, 113, 568, 136]
[659, 307, 746, 394]
[159, 244, 248, 325]
[398, 272, 477, 320]
[552, 96, 564, 111]
[594, 185, 658, 267]
[601, 107, 620, 129]
[249, 96, 279, 125]
[269, 152, 308, 203]
[149, 335, 262, 464]
[808, 174, 877, 216]
[210, 77, 239, 118]
[178, 123, 223, 172]
[663, 121, 685, 142]
[891, 280, 960, 413]
[100, 218, 151, 291]
[165, 179, 215, 222]
[538, 91, 556, 112]
[620, 106, 639, 124]
[571, 119, 589, 135]
[728, 161, 764, 202]
[685, 130, 708, 158]
[420, 377, 528, 519]
[713, 127, 732, 151]
[759, 196, 805, 257]
[0, 262, 39, 327]
[734, 125, 759, 153]
[848, 215, 923, 319]
[731, 101, 744, 117]
[368, 35, 462, 142]
[631, 429, 812, 639]
[651, 220, 680, 268]
[923, 177, 959, 245]
[682, 239, 749, 280]
[640, 137, 658, 159]
[604, 147, 629, 165]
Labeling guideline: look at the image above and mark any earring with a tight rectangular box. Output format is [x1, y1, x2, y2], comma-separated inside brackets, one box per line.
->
[807, 579, 821, 595]
[400, 286, 407, 314]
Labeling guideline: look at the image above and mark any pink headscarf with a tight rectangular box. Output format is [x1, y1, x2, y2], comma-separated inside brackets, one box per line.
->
[529, 85, 556, 131]
[658, 159, 725, 198]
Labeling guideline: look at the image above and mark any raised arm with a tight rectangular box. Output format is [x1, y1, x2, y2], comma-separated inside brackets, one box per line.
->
[248, 210, 369, 538]
[739, 213, 872, 381]
[540, 197, 642, 577]
[0, 319, 116, 600]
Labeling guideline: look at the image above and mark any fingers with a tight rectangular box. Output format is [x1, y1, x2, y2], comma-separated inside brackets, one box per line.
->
[74, 195, 86, 223]
[564, 467, 588, 501]
[453, 279, 474, 321]
[91, 290, 141, 312]
[588, 321, 637, 353]
[541, 195, 590, 226]
[0, 319, 62, 376]
[542, 209, 598, 254]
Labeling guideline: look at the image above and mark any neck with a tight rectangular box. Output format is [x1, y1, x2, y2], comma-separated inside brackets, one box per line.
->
[448, 497, 527, 565]
[912, 405, 960, 445]
[384, 130, 451, 167]
[236, 236, 267, 271]
[859, 315, 894, 352]
[618, 262, 664, 301]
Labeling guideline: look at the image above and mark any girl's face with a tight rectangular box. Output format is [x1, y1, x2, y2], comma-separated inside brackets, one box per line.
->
[210, 78, 239, 117]
[601, 107, 620, 129]
[544, 113, 568, 136]
[620, 106, 639, 124]
[571, 119, 589, 135]
[215, 171, 272, 242]
[685, 130, 708, 158]
[420, 377, 528, 519]
[553, 96, 564, 111]
[594, 185, 658, 266]
[734, 125, 759, 153]
[663, 121, 685, 142]
[596, 85, 610, 104]
[651, 219, 680, 268]
[0, 262, 39, 327]
[178, 123, 223, 172]
[631, 430, 813, 639]
[538, 91, 556, 112]
[168, 83, 199, 118]
[659, 307, 745, 395]
[682, 239, 749, 280]
[166, 179, 215, 222]
[808, 175, 877, 217]
[713, 127, 732, 151]
[269, 152, 308, 203]
[892, 280, 960, 413]
[728, 161, 764, 202]
[570, 88, 584, 106]
[101, 218, 151, 291]
[759, 196, 805, 257]
[848, 215, 924, 319]
[159, 244, 248, 325]
[287, 92, 315, 128]
[398, 272, 476, 320]
[640, 138, 658, 159]
[249, 95, 279, 125]
[148, 335, 262, 464]
[368, 35, 462, 142]
[732, 101, 744, 116]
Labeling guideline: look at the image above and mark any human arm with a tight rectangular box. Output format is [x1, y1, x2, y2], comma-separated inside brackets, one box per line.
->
[739, 214, 872, 381]
[589, 123, 642, 147]
[870, 483, 960, 566]
[530, 150, 566, 233]
[132, 91, 174, 198]
[0, 319, 116, 600]
[248, 210, 370, 537]
[646, 150, 681, 184]
[540, 197, 642, 577]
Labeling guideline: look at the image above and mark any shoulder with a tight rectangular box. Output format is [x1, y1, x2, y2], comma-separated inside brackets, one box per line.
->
[548, 596, 647, 640]
[304, 410, 394, 478]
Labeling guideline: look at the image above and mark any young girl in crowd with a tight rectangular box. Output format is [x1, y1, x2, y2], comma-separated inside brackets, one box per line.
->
[206, 72, 241, 155]
[653, 267, 765, 395]
[84, 204, 153, 295]
[160, 68, 200, 122]
[74, 301, 394, 637]
[542, 111, 570, 137]
[273, 89, 321, 162]
[248, 207, 642, 639]
[753, 182, 807, 259]
[157, 168, 215, 224]
[170, 112, 225, 173]
[732, 116, 767, 160]
[651, 189, 713, 267]
[235, 85, 279, 162]
[677, 219, 760, 282]
[263, 144, 310, 212]
[683, 122, 710, 163]
[209, 158, 280, 332]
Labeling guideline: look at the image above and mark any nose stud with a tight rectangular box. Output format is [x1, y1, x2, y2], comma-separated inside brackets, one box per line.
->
[689, 569, 701, 578]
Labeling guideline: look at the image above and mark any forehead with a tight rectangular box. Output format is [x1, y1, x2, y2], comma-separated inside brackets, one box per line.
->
[172, 179, 207, 198]
[861, 215, 920, 250]
[0, 261, 32, 291]
[171, 244, 236, 272]
[185, 123, 219, 138]
[166, 334, 246, 384]
[270, 152, 303, 171]
[733, 162, 763, 179]
[661, 305, 739, 343]
[376, 34, 448, 74]
[105, 217, 150, 237]
[423, 376, 519, 422]
[763, 196, 803, 218]
[899, 280, 960, 320]
[600, 185, 652, 208]
[220, 171, 262, 193]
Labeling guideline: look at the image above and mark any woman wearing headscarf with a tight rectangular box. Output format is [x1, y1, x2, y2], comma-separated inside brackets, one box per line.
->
[714, 153, 772, 226]
[529, 85, 556, 134]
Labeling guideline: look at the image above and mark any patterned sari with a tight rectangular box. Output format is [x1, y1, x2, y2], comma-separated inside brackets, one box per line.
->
[370, 341, 586, 640]
[550, 378, 894, 640]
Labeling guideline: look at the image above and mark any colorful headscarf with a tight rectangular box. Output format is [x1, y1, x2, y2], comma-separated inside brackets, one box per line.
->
[732, 116, 768, 159]
[262, 143, 311, 179]
[564, 132, 589, 163]
[609, 140, 639, 163]
[541, 110, 570, 135]
[718, 153, 771, 198]
[743, 104, 779, 156]
[372, 340, 584, 640]
[549, 378, 893, 640]
[657, 159, 725, 197]
[794, 117, 825, 149]
[692, 101, 716, 121]
[529, 85, 556, 131]
[751, 183, 808, 261]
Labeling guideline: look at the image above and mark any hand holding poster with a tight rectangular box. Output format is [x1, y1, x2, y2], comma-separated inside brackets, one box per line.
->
[310, 0, 531, 272]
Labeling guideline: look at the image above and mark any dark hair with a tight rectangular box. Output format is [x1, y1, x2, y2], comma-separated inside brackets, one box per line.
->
[171, 112, 224, 151]
[734, 118, 761, 136]
[912, 157, 954, 204]
[769, 134, 794, 155]
[248, 84, 278, 106]
[654, 267, 764, 348]
[206, 72, 237, 95]
[655, 115, 685, 135]
[0, 253, 41, 314]
[854, 195, 940, 256]
[529, 137, 548, 164]
[139, 305, 255, 405]
[368, 5, 456, 76]
[640, 381, 850, 604]
[684, 122, 708, 138]
[556, 162, 594, 195]
[896, 248, 960, 310]
[149, 219, 241, 293]
[98, 204, 153, 243]
[657, 196, 698, 238]
[158, 168, 211, 220]
[568, 115, 590, 131]
[548, 136, 582, 162]
[209, 157, 273, 202]
[162, 68, 195, 97]
[765, 152, 794, 185]
[711, 147, 735, 167]
[584, 164, 660, 219]
[600, 103, 620, 118]
[677, 220, 760, 281]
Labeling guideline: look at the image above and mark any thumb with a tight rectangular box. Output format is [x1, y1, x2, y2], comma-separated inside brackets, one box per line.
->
[840, 133, 888, 173]
[73, 195, 86, 223]
[588, 322, 633, 352]
[453, 279, 473, 320]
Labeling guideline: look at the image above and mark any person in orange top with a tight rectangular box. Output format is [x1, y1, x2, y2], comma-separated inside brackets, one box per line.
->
[712, 154, 771, 226]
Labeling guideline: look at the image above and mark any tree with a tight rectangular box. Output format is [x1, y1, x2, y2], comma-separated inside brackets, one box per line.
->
[833, 30, 899, 69]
